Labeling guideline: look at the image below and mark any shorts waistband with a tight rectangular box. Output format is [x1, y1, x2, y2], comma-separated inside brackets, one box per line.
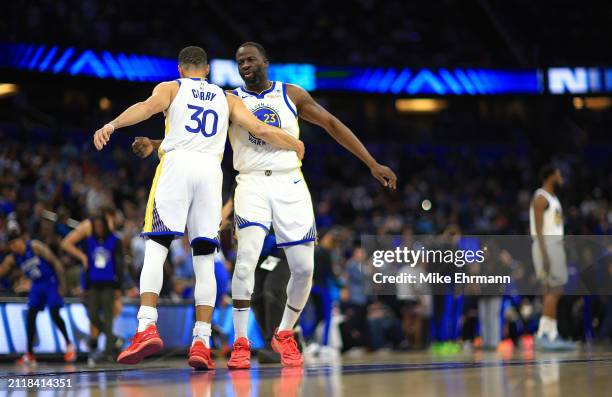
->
[239, 168, 299, 176]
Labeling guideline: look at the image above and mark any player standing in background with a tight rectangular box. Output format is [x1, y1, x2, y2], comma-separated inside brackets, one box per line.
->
[227, 42, 397, 368]
[0, 227, 76, 365]
[529, 165, 576, 350]
[61, 207, 124, 364]
[93, 46, 304, 369]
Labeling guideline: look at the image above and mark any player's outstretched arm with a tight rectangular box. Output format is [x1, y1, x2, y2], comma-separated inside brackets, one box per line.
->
[287, 84, 397, 189]
[226, 94, 305, 159]
[60, 220, 92, 269]
[93, 82, 177, 150]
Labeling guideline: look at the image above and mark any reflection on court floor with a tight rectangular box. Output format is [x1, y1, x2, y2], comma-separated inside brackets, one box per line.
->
[1, 350, 611, 396]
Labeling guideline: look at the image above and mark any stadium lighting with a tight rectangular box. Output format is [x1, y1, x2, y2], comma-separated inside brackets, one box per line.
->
[573, 96, 612, 110]
[0, 83, 19, 98]
[99, 97, 112, 111]
[395, 98, 447, 113]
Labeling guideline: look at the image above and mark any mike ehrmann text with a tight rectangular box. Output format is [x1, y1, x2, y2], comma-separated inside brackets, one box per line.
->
[373, 272, 511, 285]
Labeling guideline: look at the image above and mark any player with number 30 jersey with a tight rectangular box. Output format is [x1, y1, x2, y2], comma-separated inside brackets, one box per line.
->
[93, 45, 304, 369]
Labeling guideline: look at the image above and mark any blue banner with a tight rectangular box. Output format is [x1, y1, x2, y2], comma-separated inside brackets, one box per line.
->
[6, 42, 610, 95]
[0, 300, 264, 354]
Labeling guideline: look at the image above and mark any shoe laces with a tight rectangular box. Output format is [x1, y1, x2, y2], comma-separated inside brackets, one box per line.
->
[277, 334, 301, 358]
[233, 340, 250, 357]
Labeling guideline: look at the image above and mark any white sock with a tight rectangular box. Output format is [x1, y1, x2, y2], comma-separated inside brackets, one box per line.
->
[233, 307, 250, 339]
[548, 319, 558, 340]
[193, 321, 212, 348]
[137, 305, 158, 332]
[537, 316, 558, 340]
[278, 305, 301, 332]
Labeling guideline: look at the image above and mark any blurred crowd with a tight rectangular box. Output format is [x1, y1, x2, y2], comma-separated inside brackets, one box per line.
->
[1, 120, 612, 350]
[4, 0, 612, 66]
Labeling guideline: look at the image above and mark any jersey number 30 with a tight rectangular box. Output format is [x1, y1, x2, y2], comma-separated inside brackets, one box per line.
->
[185, 105, 218, 137]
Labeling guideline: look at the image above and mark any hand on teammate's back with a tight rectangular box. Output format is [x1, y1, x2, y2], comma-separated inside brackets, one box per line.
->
[93, 123, 115, 150]
[132, 137, 154, 158]
[370, 163, 397, 190]
[296, 140, 305, 160]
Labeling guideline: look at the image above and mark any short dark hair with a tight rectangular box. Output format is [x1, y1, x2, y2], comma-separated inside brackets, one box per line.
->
[539, 164, 558, 182]
[178, 46, 207, 67]
[238, 42, 267, 59]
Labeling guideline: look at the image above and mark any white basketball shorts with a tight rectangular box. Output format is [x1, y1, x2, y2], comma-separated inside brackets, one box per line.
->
[532, 237, 568, 287]
[142, 150, 222, 247]
[234, 168, 316, 247]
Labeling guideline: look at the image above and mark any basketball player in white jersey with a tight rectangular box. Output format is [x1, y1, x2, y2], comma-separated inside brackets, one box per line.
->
[93, 46, 304, 369]
[227, 42, 396, 368]
[130, 42, 397, 367]
[529, 165, 576, 350]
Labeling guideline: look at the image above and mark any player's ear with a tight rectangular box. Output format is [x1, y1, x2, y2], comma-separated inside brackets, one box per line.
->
[177, 64, 183, 78]
[205, 64, 211, 78]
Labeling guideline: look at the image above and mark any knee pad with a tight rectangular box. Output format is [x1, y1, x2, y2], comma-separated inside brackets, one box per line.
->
[285, 244, 315, 280]
[192, 240, 217, 256]
[292, 263, 314, 280]
[232, 227, 267, 300]
[193, 255, 216, 307]
[149, 235, 173, 249]
[233, 261, 253, 283]
[232, 261, 255, 299]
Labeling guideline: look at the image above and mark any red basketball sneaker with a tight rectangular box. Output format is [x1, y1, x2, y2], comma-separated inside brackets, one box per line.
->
[271, 329, 304, 367]
[17, 352, 37, 367]
[64, 343, 76, 363]
[227, 337, 251, 369]
[188, 340, 215, 370]
[117, 325, 163, 364]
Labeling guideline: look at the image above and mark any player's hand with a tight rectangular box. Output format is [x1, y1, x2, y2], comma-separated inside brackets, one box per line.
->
[370, 163, 397, 189]
[81, 255, 89, 270]
[295, 140, 305, 160]
[93, 123, 115, 150]
[132, 136, 154, 158]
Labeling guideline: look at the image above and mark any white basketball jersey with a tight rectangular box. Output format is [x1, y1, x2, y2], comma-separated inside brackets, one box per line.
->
[529, 188, 564, 236]
[228, 81, 300, 172]
[160, 78, 228, 159]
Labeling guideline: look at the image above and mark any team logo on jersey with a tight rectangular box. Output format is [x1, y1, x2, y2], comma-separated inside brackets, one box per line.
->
[21, 257, 42, 279]
[253, 106, 281, 127]
[93, 247, 110, 269]
[554, 208, 562, 225]
[248, 105, 282, 145]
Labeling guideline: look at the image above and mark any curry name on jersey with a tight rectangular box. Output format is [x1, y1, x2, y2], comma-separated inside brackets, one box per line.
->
[229, 81, 300, 172]
[160, 78, 229, 159]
